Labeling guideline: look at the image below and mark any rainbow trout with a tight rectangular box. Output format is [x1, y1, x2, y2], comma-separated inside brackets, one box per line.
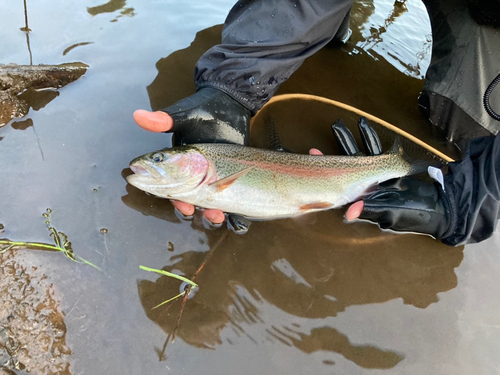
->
[127, 142, 425, 220]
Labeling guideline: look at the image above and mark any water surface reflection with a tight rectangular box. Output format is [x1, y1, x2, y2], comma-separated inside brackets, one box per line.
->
[87, 0, 135, 20]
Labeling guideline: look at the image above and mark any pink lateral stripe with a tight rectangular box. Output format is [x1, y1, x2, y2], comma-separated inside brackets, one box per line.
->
[229, 158, 360, 178]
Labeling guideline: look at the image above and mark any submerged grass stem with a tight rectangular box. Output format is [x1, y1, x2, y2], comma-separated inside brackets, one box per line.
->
[0, 239, 101, 270]
[0, 208, 100, 270]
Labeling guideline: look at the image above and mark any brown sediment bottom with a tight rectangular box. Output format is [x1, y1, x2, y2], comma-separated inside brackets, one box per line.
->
[0, 250, 72, 374]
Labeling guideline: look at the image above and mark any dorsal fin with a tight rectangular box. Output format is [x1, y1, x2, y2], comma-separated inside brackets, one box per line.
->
[387, 137, 403, 155]
[387, 137, 431, 175]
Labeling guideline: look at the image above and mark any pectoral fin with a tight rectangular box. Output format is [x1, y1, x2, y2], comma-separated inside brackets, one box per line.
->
[209, 167, 254, 192]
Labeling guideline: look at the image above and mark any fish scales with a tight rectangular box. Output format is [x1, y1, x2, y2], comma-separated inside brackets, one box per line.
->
[127, 143, 425, 220]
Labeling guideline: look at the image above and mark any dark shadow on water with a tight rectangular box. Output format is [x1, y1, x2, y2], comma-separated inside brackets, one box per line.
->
[11, 118, 33, 130]
[0, 63, 87, 128]
[146, 25, 223, 112]
[1, 89, 59, 130]
[19, 88, 60, 112]
[87, 0, 125, 15]
[87, 0, 135, 21]
[286, 326, 404, 369]
[63, 42, 94, 56]
[136, 210, 463, 368]
[121, 169, 180, 224]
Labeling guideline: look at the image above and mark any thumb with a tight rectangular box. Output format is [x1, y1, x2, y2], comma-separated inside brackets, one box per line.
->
[133, 110, 174, 133]
[345, 201, 364, 221]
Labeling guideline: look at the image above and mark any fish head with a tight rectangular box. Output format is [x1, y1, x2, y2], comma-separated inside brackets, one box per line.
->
[126, 146, 210, 198]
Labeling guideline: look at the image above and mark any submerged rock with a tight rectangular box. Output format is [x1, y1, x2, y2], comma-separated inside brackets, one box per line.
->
[0, 62, 88, 127]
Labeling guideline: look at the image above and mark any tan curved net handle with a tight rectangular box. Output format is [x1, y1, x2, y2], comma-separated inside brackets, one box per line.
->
[266, 93, 455, 162]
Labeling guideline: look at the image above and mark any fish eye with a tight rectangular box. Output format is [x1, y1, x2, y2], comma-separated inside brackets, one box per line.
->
[151, 152, 164, 163]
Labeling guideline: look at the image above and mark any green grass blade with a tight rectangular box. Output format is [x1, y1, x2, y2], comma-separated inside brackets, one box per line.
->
[75, 256, 102, 271]
[0, 240, 60, 251]
[152, 292, 185, 309]
[139, 265, 198, 287]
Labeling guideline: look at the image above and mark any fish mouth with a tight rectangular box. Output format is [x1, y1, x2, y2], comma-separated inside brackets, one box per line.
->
[130, 164, 149, 175]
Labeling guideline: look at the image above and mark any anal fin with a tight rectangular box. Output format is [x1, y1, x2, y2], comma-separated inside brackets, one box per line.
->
[299, 202, 333, 211]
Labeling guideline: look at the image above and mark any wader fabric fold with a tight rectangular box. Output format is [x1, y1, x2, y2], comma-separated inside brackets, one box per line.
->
[194, 0, 353, 114]
[420, 0, 500, 150]
[444, 133, 500, 245]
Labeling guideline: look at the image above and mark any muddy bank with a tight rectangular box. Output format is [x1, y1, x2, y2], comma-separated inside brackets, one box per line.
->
[0, 250, 72, 374]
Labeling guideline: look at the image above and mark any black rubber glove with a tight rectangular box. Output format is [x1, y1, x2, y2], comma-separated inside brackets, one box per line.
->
[161, 87, 252, 146]
[357, 177, 454, 240]
[332, 117, 455, 243]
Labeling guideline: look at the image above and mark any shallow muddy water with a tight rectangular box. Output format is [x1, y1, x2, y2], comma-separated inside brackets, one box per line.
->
[1, 0, 500, 374]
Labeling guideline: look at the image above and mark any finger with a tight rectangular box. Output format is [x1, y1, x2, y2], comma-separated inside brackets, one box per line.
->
[133, 110, 174, 133]
[358, 117, 382, 156]
[309, 148, 324, 156]
[203, 209, 225, 224]
[345, 201, 364, 221]
[331, 119, 363, 156]
[171, 200, 195, 217]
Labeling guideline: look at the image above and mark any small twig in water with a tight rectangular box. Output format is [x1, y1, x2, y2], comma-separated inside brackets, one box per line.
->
[192, 231, 229, 281]
[171, 287, 191, 343]
[157, 332, 173, 362]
